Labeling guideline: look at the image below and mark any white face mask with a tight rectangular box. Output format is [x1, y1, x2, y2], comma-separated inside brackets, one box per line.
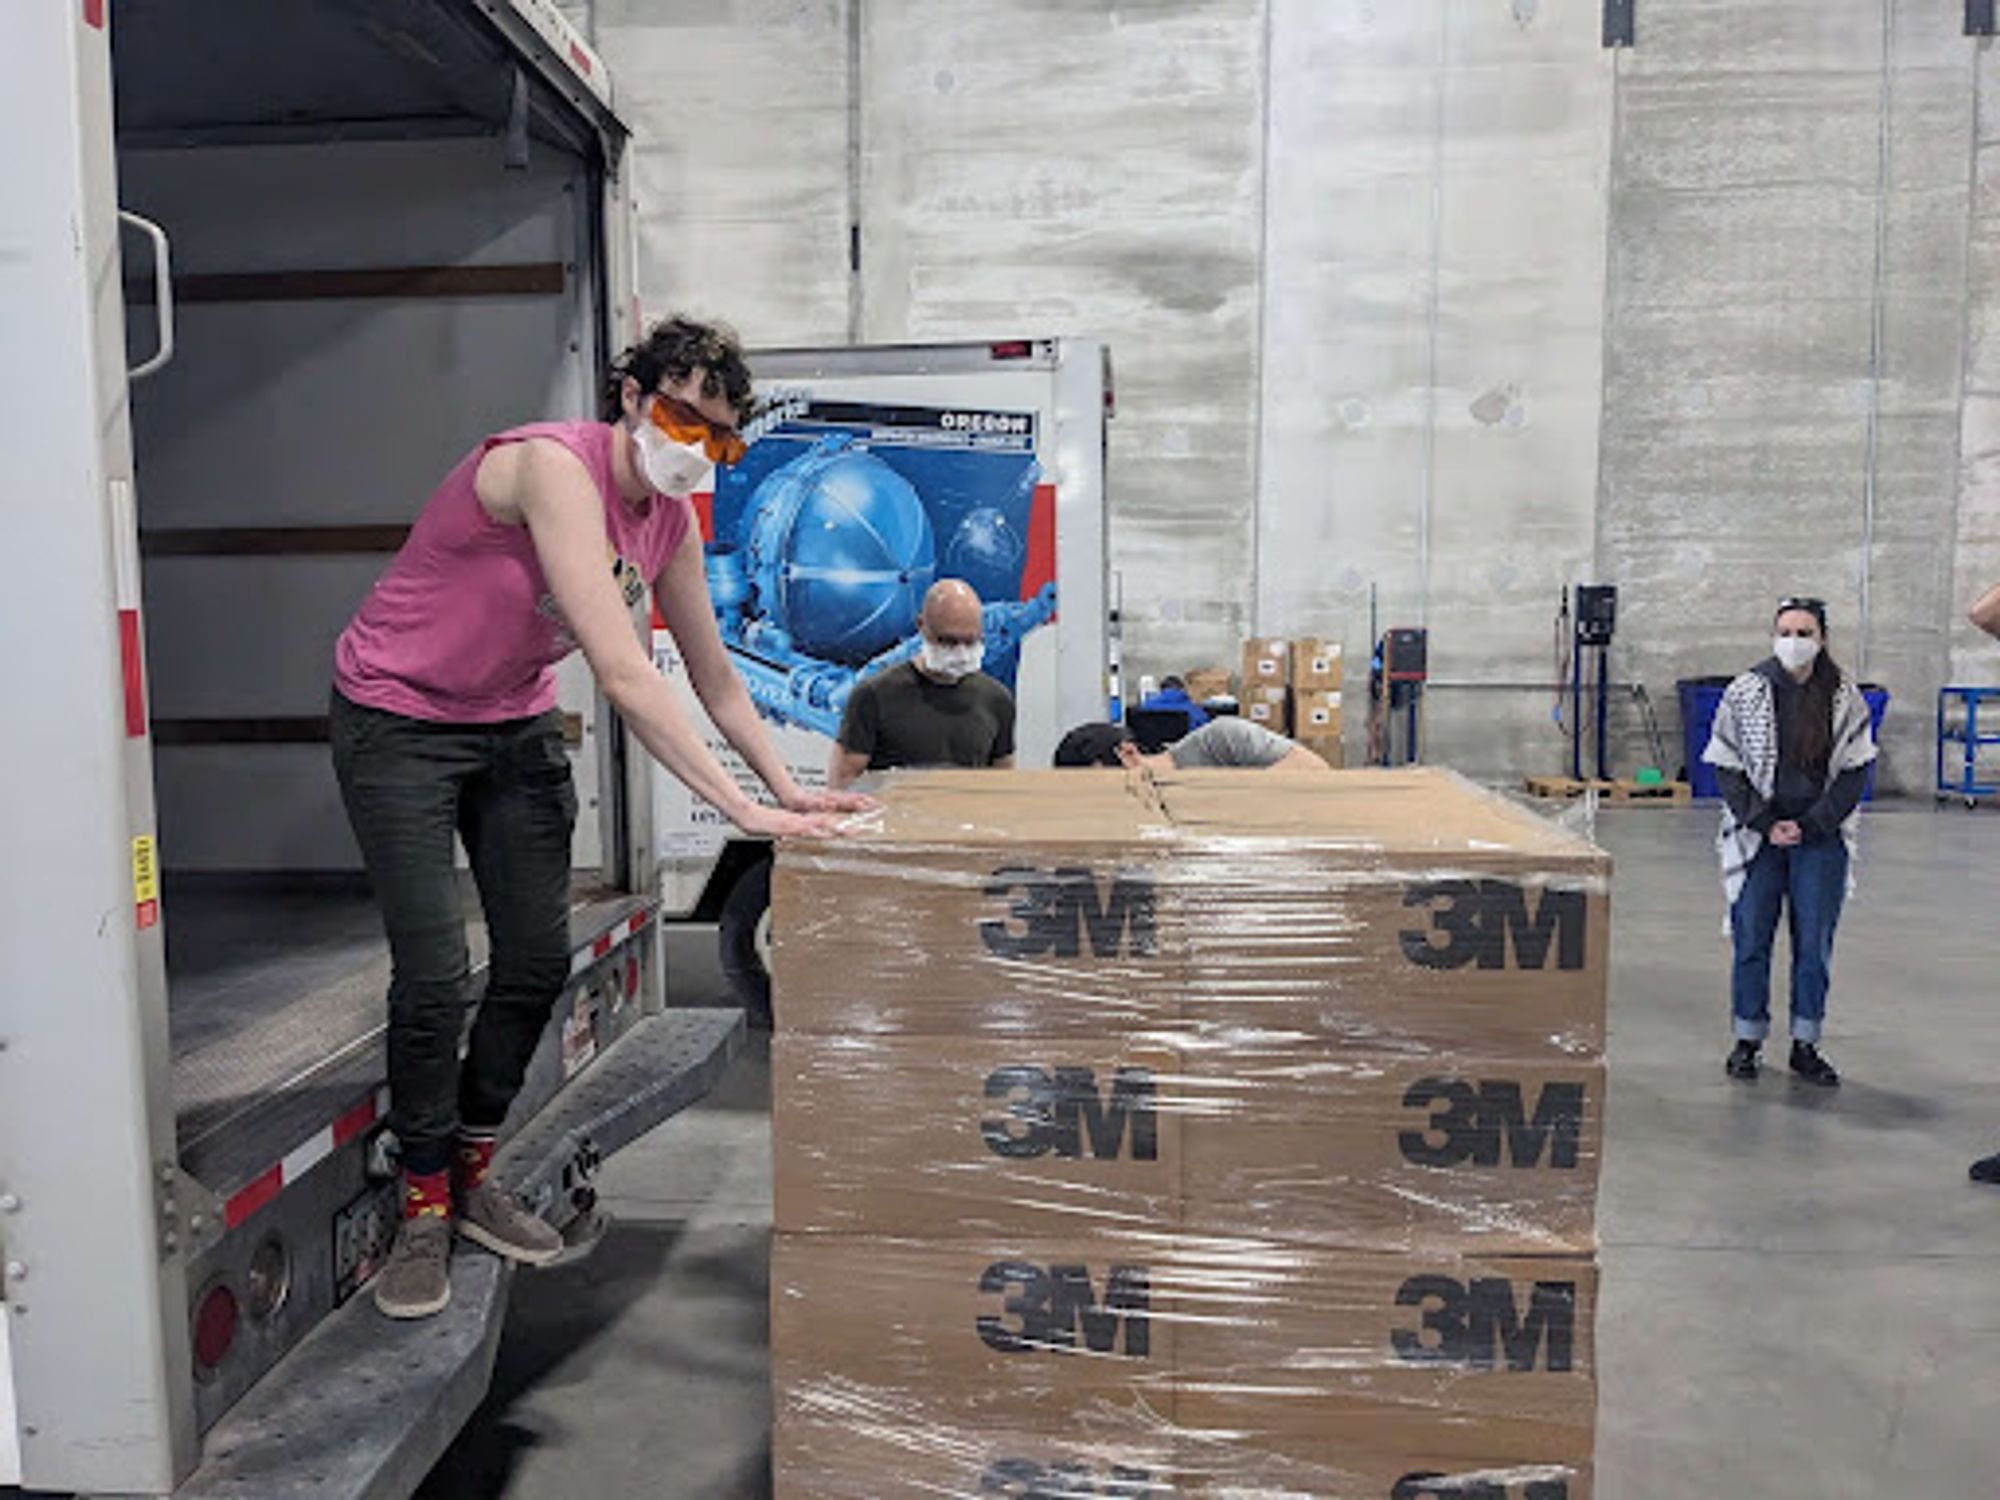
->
[920, 639, 985, 682]
[1773, 635, 1821, 672]
[631, 413, 714, 497]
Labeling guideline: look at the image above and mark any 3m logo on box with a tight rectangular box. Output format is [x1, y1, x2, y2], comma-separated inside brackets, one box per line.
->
[980, 1459, 1157, 1498]
[983, 1066, 1158, 1161]
[1394, 1476, 1571, 1500]
[1399, 1078, 1587, 1170]
[1400, 881, 1586, 972]
[977, 1262, 1152, 1357]
[1392, 1276, 1577, 1373]
[981, 867, 1157, 960]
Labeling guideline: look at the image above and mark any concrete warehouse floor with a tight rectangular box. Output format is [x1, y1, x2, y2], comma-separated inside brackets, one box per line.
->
[416, 806, 2000, 1500]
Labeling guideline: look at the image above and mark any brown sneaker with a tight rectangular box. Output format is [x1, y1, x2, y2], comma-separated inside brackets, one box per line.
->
[456, 1181, 562, 1266]
[373, 1213, 452, 1320]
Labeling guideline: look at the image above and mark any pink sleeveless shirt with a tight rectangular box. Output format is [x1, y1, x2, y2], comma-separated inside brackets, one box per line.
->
[334, 421, 691, 723]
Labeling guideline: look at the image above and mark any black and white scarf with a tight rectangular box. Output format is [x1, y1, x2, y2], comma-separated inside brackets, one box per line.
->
[1700, 663, 1876, 905]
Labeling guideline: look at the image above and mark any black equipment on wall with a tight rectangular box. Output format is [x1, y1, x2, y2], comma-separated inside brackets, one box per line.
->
[1372, 628, 1429, 767]
[1570, 584, 1617, 780]
[1604, 0, 1636, 48]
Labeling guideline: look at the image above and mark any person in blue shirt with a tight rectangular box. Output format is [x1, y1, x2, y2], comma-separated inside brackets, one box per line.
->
[1136, 675, 1209, 730]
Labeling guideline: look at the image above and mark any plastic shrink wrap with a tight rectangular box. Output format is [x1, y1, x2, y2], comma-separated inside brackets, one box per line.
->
[771, 768, 1609, 1499]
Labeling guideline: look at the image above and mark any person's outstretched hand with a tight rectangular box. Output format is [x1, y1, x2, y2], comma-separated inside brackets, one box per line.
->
[783, 787, 877, 815]
[736, 804, 847, 839]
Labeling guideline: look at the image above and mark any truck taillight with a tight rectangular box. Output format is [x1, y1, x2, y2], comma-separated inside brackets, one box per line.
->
[193, 1281, 239, 1375]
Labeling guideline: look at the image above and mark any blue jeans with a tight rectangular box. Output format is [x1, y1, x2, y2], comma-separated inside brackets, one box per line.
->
[1730, 837, 1849, 1045]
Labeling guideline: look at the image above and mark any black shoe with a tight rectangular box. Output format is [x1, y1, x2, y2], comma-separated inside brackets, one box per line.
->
[1725, 1041, 1761, 1080]
[1789, 1041, 1840, 1088]
[1971, 1153, 2000, 1185]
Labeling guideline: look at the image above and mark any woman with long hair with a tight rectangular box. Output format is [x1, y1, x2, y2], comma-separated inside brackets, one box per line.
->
[1702, 597, 1877, 1087]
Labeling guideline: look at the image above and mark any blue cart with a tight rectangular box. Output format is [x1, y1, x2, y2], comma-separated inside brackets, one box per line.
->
[1937, 685, 2000, 805]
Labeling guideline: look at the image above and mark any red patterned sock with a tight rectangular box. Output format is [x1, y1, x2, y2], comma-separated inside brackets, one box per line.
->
[453, 1129, 498, 1195]
[404, 1168, 451, 1221]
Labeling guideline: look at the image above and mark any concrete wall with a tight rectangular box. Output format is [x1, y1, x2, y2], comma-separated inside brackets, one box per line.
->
[585, 0, 1999, 788]
[588, 0, 854, 347]
[1601, 0, 1973, 792]
[1954, 46, 2000, 694]
[1258, 0, 1612, 776]
[856, 0, 1266, 670]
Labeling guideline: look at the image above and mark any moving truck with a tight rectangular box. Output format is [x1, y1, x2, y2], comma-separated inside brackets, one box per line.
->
[0, 4, 742, 1493]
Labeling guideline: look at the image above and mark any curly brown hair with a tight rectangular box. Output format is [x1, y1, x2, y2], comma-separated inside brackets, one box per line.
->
[601, 315, 754, 425]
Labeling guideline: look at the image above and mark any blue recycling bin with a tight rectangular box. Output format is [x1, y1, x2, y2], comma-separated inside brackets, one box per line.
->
[1679, 677, 1890, 801]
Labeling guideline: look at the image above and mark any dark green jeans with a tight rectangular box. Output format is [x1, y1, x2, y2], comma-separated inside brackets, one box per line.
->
[331, 691, 576, 1176]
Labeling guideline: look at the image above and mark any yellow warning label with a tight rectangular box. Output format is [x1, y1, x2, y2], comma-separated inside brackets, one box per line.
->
[132, 835, 158, 905]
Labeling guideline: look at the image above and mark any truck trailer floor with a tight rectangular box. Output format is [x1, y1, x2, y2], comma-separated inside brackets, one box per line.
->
[416, 807, 2000, 1499]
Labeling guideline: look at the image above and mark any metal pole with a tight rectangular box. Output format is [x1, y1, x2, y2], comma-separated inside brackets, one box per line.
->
[1570, 614, 1584, 780]
[1595, 646, 1611, 780]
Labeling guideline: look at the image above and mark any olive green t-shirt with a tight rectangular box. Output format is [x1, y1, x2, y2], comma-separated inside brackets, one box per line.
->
[836, 662, 1017, 771]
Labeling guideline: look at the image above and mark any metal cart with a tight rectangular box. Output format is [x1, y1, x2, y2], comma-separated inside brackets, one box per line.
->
[1937, 686, 2000, 805]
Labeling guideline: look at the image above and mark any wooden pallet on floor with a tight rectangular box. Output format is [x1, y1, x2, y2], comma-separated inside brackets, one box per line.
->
[1524, 774, 1692, 805]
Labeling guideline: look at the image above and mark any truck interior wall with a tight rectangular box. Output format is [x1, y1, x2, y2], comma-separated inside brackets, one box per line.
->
[121, 136, 604, 872]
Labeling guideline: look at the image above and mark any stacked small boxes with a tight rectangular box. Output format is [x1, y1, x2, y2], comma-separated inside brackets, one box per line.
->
[1236, 635, 1344, 763]
[771, 767, 1608, 1497]
[1289, 636, 1344, 766]
[1239, 636, 1292, 735]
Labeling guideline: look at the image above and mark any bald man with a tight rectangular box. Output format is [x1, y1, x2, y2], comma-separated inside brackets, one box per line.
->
[829, 579, 1017, 789]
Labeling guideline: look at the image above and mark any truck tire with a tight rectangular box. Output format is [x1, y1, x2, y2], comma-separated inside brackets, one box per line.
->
[718, 856, 774, 1027]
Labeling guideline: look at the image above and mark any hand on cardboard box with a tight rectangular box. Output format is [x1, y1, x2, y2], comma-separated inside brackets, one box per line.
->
[738, 803, 851, 839]
[786, 786, 879, 816]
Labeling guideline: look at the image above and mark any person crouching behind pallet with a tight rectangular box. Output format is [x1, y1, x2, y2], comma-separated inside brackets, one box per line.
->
[1703, 596, 1875, 1088]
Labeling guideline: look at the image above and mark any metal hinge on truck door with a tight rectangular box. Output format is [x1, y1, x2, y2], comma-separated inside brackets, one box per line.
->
[157, 1159, 225, 1262]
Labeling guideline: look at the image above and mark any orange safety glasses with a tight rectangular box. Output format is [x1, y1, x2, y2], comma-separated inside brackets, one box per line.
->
[647, 395, 748, 466]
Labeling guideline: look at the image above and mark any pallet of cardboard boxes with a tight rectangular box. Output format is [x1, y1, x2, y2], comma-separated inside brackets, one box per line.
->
[770, 766, 1608, 1497]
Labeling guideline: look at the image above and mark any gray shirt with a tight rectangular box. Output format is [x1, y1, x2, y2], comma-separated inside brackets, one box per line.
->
[1167, 717, 1298, 769]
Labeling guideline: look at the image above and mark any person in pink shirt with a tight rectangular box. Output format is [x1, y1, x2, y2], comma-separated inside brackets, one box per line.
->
[330, 316, 862, 1318]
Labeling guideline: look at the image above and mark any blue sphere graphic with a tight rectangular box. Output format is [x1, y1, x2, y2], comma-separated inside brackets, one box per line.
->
[743, 443, 937, 665]
[943, 506, 1027, 598]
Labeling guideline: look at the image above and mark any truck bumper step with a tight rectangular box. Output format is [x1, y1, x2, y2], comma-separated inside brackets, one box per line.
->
[174, 1007, 745, 1500]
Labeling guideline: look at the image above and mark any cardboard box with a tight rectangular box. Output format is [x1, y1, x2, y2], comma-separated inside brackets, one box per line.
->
[774, 1037, 1600, 1254]
[1175, 1247, 1598, 1442]
[1290, 638, 1344, 691]
[1153, 771, 1610, 1058]
[774, 1408, 1591, 1499]
[771, 1234, 1178, 1432]
[772, 1237, 1594, 1485]
[771, 771, 1187, 1036]
[1242, 685, 1290, 732]
[1241, 637, 1289, 689]
[773, 1416, 1177, 1500]
[774, 768, 1610, 1059]
[773, 1034, 1185, 1237]
[1293, 688, 1342, 733]
[1183, 666, 1234, 705]
[1176, 1394, 1594, 1498]
[1297, 731, 1344, 768]
[1180, 1051, 1604, 1254]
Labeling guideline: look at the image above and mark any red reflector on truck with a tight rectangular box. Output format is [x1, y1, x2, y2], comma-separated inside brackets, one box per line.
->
[119, 609, 146, 736]
[83, 0, 105, 28]
[193, 1283, 239, 1372]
